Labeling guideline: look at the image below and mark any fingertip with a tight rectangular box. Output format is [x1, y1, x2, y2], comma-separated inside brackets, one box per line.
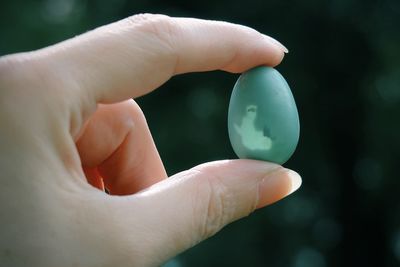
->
[256, 168, 301, 209]
[222, 32, 287, 73]
[262, 35, 289, 54]
[260, 35, 288, 68]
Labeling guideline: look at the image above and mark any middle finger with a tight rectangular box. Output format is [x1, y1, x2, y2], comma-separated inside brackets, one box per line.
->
[76, 99, 167, 194]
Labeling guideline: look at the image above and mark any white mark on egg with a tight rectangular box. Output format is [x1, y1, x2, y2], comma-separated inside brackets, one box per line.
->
[234, 105, 272, 150]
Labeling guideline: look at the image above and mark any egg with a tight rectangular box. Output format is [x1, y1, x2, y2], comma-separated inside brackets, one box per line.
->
[228, 66, 300, 164]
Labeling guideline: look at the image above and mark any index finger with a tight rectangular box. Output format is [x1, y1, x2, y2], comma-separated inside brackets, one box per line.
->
[28, 14, 287, 104]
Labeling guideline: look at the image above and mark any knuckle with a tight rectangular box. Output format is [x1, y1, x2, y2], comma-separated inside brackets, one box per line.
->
[0, 55, 43, 110]
[123, 13, 176, 44]
[0, 55, 31, 95]
[193, 169, 234, 240]
[119, 13, 178, 73]
[0, 53, 71, 103]
[125, 13, 171, 26]
[124, 99, 146, 128]
[0, 53, 79, 141]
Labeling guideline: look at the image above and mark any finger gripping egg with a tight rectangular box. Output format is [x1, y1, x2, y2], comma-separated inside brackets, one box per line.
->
[228, 66, 300, 164]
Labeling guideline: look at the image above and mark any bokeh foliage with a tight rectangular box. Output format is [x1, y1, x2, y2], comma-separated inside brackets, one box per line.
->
[1, 0, 400, 266]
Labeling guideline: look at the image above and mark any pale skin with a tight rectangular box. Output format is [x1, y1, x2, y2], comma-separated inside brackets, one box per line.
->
[0, 14, 302, 266]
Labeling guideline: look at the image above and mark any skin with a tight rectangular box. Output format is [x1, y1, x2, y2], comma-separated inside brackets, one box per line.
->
[0, 14, 301, 266]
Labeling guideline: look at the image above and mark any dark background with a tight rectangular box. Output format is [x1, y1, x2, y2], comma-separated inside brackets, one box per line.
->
[1, 0, 400, 266]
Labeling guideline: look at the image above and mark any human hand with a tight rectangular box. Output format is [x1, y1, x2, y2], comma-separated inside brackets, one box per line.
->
[0, 14, 301, 266]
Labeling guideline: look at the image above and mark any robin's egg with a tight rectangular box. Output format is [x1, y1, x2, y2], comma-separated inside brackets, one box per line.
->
[228, 66, 300, 164]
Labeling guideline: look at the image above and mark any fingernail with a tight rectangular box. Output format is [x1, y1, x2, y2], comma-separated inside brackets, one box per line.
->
[263, 35, 289, 53]
[256, 168, 301, 209]
[286, 170, 302, 194]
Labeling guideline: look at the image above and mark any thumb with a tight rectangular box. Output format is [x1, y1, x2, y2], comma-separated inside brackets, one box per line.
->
[107, 159, 301, 266]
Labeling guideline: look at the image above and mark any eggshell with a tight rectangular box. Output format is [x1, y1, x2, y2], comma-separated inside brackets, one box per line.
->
[228, 66, 300, 164]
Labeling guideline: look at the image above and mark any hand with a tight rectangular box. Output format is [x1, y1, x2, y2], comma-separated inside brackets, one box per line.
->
[0, 14, 301, 266]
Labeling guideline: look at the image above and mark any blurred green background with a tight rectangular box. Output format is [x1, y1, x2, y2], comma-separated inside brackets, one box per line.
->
[1, 0, 400, 266]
